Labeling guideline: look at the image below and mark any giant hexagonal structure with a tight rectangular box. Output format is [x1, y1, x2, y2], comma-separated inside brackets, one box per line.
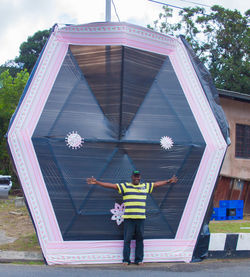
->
[7, 22, 228, 264]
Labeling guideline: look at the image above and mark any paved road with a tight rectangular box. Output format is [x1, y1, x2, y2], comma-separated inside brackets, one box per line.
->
[1, 259, 250, 277]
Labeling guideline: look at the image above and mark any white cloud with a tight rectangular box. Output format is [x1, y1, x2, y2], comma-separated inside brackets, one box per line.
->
[0, 0, 248, 65]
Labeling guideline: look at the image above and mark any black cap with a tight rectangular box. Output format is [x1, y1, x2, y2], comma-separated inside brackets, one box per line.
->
[132, 170, 141, 176]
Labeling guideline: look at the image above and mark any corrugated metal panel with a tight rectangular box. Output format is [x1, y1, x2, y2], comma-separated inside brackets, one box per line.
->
[243, 183, 250, 214]
[213, 176, 231, 207]
[214, 177, 250, 214]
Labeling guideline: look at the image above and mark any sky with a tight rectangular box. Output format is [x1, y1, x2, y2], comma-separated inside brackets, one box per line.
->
[0, 0, 249, 65]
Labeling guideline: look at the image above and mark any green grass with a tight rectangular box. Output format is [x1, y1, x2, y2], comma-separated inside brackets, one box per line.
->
[0, 233, 40, 251]
[0, 199, 40, 252]
[0, 199, 27, 214]
[209, 220, 250, 233]
[10, 261, 45, 265]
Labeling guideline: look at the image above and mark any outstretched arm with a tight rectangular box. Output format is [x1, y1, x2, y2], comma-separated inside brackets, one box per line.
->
[154, 175, 178, 188]
[86, 176, 118, 190]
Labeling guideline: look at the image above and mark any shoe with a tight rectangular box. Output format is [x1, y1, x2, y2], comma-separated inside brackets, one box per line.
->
[122, 262, 130, 266]
[135, 261, 143, 266]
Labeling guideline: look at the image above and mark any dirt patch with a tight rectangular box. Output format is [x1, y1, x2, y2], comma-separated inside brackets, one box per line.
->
[0, 198, 40, 251]
[0, 199, 35, 238]
[0, 230, 16, 245]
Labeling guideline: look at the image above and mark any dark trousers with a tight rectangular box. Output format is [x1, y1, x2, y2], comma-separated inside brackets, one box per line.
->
[123, 219, 145, 263]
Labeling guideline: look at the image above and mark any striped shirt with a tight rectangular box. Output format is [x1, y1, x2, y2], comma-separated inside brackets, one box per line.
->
[116, 182, 154, 219]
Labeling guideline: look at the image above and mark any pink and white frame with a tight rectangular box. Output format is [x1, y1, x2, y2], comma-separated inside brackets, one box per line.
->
[7, 22, 227, 265]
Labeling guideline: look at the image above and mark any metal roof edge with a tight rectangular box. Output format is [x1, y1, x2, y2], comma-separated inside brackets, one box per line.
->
[218, 89, 250, 102]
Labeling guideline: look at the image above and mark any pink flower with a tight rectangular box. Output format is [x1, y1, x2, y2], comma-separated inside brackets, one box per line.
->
[110, 203, 125, 225]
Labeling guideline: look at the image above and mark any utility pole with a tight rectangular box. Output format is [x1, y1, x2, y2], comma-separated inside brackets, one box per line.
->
[106, 0, 111, 22]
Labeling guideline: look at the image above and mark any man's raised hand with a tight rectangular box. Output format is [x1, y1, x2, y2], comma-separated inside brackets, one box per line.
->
[87, 176, 97, 185]
[168, 175, 178, 184]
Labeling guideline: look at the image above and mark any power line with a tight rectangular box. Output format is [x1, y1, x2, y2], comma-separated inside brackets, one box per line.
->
[112, 0, 120, 22]
[148, 0, 209, 15]
[179, 0, 211, 8]
[148, 0, 184, 10]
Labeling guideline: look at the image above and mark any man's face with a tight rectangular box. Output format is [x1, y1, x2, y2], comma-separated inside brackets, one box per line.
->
[131, 174, 141, 185]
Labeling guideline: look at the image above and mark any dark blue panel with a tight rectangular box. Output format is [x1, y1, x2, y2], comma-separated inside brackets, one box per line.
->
[70, 45, 122, 137]
[33, 50, 115, 140]
[121, 47, 167, 136]
[32, 45, 206, 241]
[180, 36, 230, 145]
[156, 57, 204, 144]
[123, 56, 204, 145]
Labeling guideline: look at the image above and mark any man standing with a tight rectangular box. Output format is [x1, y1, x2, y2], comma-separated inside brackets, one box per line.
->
[87, 170, 177, 265]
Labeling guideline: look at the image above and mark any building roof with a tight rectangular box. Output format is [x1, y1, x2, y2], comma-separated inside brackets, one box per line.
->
[218, 89, 250, 103]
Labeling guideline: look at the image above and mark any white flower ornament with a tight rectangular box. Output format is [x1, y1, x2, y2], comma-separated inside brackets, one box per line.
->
[110, 203, 125, 225]
[160, 136, 174, 150]
[65, 131, 84, 149]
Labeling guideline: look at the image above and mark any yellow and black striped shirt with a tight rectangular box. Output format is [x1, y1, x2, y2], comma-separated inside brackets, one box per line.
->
[116, 182, 154, 219]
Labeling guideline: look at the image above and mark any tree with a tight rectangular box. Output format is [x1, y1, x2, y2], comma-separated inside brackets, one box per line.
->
[15, 29, 50, 73]
[0, 69, 29, 187]
[0, 60, 21, 77]
[149, 5, 250, 94]
[0, 28, 48, 189]
[1, 29, 50, 76]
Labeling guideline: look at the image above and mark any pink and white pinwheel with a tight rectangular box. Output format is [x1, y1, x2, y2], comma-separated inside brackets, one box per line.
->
[110, 203, 125, 225]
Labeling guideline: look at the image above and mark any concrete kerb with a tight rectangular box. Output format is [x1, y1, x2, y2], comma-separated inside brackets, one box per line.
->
[208, 233, 250, 259]
[0, 250, 43, 263]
